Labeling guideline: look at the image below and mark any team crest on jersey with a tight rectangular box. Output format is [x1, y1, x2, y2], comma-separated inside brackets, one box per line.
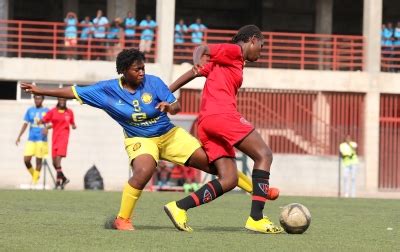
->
[258, 183, 269, 195]
[141, 93, 152, 104]
[203, 189, 213, 203]
[132, 142, 141, 151]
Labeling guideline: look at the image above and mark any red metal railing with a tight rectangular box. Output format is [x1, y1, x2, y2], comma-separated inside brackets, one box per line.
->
[381, 45, 400, 72]
[174, 29, 364, 71]
[0, 19, 364, 70]
[179, 89, 365, 156]
[379, 94, 400, 190]
[0, 19, 157, 61]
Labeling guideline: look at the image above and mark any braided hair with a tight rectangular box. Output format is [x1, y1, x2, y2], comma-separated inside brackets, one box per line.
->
[231, 25, 263, 44]
[116, 48, 146, 74]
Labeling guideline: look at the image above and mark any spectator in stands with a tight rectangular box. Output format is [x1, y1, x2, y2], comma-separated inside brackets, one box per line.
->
[156, 160, 172, 190]
[182, 166, 199, 193]
[189, 18, 207, 44]
[175, 18, 188, 44]
[139, 14, 157, 55]
[93, 9, 109, 60]
[124, 11, 137, 48]
[64, 12, 78, 60]
[15, 95, 49, 186]
[42, 98, 77, 190]
[382, 22, 394, 72]
[393, 22, 400, 71]
[107, 17, 125, 61]
[339, 135, 359, 198]
[79, 16, 93, 60]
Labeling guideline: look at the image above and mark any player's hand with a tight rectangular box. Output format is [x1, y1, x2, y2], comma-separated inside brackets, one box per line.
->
[15, 137, 20, 146]
[155, 102, 171, 113]
[72, 124, 77, 130]
[42, 127, 48, 136]
[20, 83, 40, 95]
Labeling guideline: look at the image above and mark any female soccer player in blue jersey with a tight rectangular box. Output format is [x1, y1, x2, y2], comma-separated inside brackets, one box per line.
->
[21, 48, 255, 231]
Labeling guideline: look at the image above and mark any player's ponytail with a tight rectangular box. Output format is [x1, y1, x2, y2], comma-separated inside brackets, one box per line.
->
[231, 25, 263, 44]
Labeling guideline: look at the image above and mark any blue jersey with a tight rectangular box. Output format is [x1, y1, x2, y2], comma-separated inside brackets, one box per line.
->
[72, 75, 177, 138]
[124, 17, 137, 37]
[23, 107, 49, 142]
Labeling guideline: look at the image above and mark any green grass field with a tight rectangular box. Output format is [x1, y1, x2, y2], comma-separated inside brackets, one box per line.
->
[0, 190, 399, 251]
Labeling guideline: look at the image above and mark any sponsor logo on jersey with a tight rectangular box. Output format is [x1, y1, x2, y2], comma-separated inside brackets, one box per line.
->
[141, 93, 152, 104]
[132, 142, 141, 151]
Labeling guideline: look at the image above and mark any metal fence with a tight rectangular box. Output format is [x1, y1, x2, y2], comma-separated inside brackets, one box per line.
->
[179, 88, 365, 156]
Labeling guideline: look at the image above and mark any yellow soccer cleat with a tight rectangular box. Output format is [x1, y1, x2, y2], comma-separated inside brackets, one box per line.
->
[245, 216, 284, 234]
[164, 201, 193, 232]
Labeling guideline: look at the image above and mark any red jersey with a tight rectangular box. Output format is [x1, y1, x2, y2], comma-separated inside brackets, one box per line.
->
[198, 43, 244, 120]
[42, 107, 75, 144]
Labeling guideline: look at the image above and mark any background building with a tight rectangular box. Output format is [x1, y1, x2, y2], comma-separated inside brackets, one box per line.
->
[0, 0, 399, 197]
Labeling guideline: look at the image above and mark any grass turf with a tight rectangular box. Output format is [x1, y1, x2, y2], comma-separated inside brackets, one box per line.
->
[0, 190, 399, 251]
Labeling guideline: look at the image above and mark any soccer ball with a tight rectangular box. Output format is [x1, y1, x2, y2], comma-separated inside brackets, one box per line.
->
[279, 203, 311, 234]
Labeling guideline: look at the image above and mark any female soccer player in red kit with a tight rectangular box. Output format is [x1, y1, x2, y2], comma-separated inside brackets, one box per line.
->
[42, 97, 76, 189]
[165, 25, 283, 234]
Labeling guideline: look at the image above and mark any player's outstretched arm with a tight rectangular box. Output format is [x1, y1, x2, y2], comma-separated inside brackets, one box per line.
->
[20, 83, 75, 99]
[169, 69, 198, 93]
[169, 45, 210, 93]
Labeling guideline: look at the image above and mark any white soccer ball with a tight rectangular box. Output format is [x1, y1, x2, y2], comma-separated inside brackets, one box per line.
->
[279, 203, 311, 234]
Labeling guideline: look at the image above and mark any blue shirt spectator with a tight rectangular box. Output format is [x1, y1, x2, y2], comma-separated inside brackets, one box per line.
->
[139, 15, 157, 41]
[394, 22, 400, 46]
[382, 22, 394, 47]
[124, 11, 137, 38]
[175, 18, 188, 44]
[80, 16, 93, 40]
[64, 12, 78, 39]
[93, 10, 109, 39]
[189, 18, 207, 44]
[107, 18, 123, 40]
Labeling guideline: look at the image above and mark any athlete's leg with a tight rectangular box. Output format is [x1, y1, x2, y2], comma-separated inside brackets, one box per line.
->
[164, 157, 237, 232]
[31, 157, 43, 184]
[24, 156, 34, 176]
[186, 148, 253, 193]
[236, 130, 283, 233]
[115, 154, 157, 231]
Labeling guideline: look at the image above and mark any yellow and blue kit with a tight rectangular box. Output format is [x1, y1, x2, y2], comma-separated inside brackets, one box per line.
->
[72, 75, 201, 164]
[23, 106, 49, 158]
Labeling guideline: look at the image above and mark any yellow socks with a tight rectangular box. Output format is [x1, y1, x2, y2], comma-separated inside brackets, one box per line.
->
[27, 167, 34, 177]
[32, 169, 40, 184]
[237, 171, 253, 193]
[117, 183, 142, 220]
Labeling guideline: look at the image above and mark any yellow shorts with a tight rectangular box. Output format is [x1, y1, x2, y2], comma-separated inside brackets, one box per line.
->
[124, 127, 201, 166]
[24, 141, 49, 158]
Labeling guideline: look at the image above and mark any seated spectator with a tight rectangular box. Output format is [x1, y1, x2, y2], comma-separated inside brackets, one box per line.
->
[79, 16, 93, 60]
[139, 14, 157, 55]
[189, 18, 207, 44]
[64, 12, 78, 60]
[124, 11, 137, 48]
[175, 18, 188, 44]
[107, 18, 124, 61]
[92, 9, 109, 60]
[156, 161, 172, 190]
